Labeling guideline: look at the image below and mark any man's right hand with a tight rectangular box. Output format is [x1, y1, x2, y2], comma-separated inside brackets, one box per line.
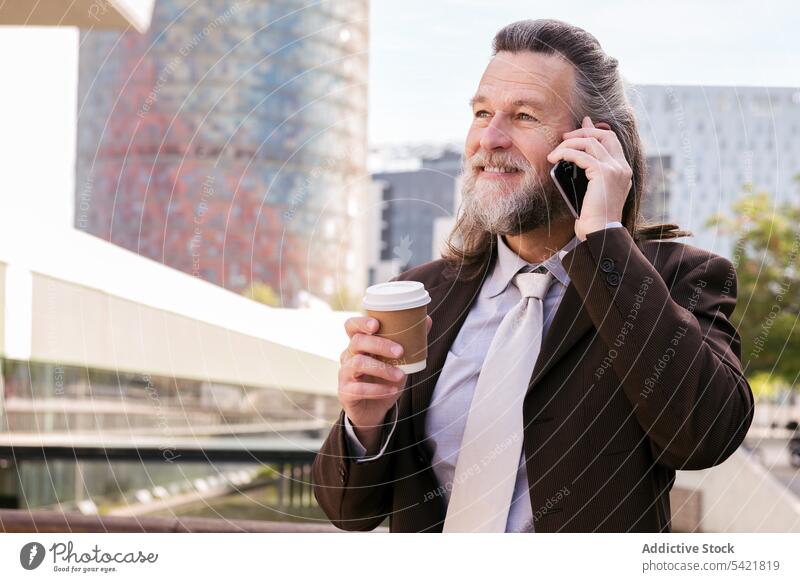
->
[339, 315, 433, 453]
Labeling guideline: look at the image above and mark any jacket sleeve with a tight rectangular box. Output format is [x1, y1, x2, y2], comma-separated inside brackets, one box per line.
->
[312, 273, 410, 529]
[344, 402, 399, 462]
[562, 226, 755, 470]
[311, 407, 399, 530]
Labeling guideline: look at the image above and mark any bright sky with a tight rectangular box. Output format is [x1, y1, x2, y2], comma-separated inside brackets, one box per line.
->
[368, 0, 800, 145]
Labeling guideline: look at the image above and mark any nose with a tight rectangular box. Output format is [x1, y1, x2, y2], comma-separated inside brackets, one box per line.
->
[479, 114, 513, 151]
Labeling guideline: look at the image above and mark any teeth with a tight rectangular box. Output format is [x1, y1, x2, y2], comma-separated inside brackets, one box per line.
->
[484, 166, 517, 173]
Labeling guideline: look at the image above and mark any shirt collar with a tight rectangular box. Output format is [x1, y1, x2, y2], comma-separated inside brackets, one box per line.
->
[484, 233, 579, 298]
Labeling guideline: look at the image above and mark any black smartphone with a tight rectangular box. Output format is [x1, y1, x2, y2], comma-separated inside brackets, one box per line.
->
[550, 159, 588, 219]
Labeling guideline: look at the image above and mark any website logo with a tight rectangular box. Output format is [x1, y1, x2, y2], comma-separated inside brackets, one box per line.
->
[20, 542, 46, 570]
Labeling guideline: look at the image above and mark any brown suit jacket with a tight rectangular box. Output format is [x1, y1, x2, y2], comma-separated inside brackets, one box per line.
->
[312, 227, 754, 532]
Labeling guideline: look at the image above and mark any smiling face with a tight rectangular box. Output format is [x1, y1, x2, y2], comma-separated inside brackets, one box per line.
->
[460, 50, 578, 235]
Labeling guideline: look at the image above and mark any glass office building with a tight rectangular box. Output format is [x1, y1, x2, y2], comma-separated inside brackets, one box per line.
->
[75, 0, 369, 306]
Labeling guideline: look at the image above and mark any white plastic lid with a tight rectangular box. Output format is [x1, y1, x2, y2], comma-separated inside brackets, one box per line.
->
[362, 281, 431, 311]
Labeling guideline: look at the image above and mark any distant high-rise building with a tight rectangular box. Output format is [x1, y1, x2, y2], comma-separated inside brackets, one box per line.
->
[630, 85, 800, 257]
[369, 150, 461, 283]
[641, 155, 674, 224]
[75, 0, 369, 307]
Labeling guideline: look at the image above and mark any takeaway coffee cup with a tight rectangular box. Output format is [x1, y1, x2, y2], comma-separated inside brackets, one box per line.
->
[362, 281, 431, 374]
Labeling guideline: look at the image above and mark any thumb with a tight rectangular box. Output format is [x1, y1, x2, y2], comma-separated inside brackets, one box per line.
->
[426, 315, 433, 333]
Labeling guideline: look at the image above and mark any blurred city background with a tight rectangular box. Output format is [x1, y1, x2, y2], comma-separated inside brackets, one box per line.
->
[0, 0, 798, 532]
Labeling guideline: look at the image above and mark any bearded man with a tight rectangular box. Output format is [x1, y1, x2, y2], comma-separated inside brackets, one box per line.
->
[312, 18, 754, 533]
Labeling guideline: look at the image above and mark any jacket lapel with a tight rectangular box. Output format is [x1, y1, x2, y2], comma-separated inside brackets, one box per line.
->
[527, 281, 593, 392]
[409, 246, 596, 445]
[410, 265, 489, 444]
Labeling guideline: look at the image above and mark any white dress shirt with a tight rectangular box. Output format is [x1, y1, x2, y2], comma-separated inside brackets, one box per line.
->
[344, 222, 624, 532]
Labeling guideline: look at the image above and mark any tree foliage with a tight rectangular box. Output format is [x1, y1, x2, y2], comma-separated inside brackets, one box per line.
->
[707, 186, 800, 388]
[242, 281, 281, 307]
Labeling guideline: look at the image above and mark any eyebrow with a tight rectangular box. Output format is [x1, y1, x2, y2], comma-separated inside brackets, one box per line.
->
[469, 93, 546, 109]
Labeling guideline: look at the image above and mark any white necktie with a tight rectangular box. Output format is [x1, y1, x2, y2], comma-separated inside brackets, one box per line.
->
[443, 267, 553, 532]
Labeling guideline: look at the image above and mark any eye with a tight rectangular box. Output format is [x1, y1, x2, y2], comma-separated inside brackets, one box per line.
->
[474, 110, 491, 119]
[517, 112, 538, 122]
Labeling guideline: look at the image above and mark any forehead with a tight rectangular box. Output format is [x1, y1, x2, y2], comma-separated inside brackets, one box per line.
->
[473, 50, 575, 113]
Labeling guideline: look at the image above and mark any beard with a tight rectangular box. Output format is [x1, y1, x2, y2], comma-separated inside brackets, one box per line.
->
[458, 149, 571, 236]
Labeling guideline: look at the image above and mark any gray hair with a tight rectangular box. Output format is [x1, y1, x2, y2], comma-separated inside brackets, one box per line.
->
[443, 19, 689, 281]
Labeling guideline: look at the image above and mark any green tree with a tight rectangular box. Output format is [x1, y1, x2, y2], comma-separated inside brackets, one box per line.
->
[242, 281, 281, 307]
[707, 185, 800, 388]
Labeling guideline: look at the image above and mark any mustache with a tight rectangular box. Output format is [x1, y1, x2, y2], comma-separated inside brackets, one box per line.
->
[466, 151, 531, 171]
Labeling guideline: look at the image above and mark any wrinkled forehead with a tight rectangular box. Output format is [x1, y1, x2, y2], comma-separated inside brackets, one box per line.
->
[473, 51, 575, 119]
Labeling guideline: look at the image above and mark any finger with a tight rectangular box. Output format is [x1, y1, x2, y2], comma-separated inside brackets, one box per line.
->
[340, 364, 393, 388]
[550, 137, 613, 163]
[344, 316, 379, 339]
[340, 381, 403, 401]
[562, 127, 624, 158]
[346, 354, 406, 384]
[426, 315, 432, 333]
[350, 332, 404, 360]
[547, 147, 598, 172]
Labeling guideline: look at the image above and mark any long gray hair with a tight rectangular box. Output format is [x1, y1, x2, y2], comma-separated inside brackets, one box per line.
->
[442, 19, 689, 280]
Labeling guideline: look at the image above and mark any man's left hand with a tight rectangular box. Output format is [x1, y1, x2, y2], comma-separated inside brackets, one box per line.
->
[546, 116, 633, 241]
